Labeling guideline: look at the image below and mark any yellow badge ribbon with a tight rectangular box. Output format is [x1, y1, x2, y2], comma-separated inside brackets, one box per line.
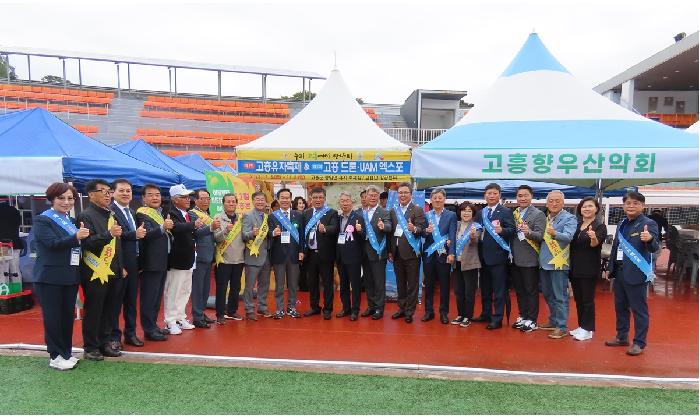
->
[514, 209, 540, 254]
[245, 213, 269, 257]
[83, 216, 117, 284]
[543, 216, 569, 270]
[136, 206, 164, 225]
[190, 208, 214, 227]
[215, 217, 243, 266]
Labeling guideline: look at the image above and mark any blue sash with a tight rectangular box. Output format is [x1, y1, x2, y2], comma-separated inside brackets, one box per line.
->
[391, 202, 421, 255]
[425, 210, 448, 257]
[304, 206, 331, 238]
[362, 209, 386, 257]
[42, 209, 78, 236]
[456, 221, 482, 258]
[272, 210, 300, 244]
[482, 207, 511, 254]
[618, 231, 654, 282]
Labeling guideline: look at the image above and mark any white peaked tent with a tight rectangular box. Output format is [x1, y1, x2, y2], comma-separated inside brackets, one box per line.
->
[236, 69, 411, 182]
[411, 33, 698, 189]
[687, 121, 699, 133]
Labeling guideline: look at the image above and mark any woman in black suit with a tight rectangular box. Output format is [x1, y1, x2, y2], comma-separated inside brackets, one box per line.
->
[569, 197, 607, 341]
[33, 182, 90, 370]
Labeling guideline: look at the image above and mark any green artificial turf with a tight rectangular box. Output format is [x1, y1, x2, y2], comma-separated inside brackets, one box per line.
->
[1, 355, 697, 414]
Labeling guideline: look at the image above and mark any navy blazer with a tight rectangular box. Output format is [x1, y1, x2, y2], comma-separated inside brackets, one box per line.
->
[303, 207, 339, 263]
[189, 207, 216, 264]
[111, 202, 139, 271]
[135, 207, 170, 273]
[336, 209, 366, 265]
[32, 214, 81, 286]
[478, 204, 516, 266]
[362, 205, 392, 261]
[268, 209, 305, 265]
[608, 214, 660, 285]
[168, 206, 196, 270]
[421, 208, 457, 261]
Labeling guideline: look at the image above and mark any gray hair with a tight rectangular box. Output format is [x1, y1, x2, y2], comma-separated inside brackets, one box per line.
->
[547, 190, 566, 200]
[430, 188, 446, 198]
[365, 185, 382, 194]
[338, 191, 352, 200]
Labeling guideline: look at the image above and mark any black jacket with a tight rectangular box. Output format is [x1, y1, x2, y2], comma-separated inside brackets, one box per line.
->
[569, 220, 607, 279]
[303, 207, 339, 263]
[78, 203, 123, 281]
[32, 214, 81, 286]
[111, 202, 139, 272]
[268, 209, 305, 265]
[135, 207, 170, 272]
[336, 209, 365, 265]
[477, 204, 516, 266]
[168, 206, 197, 270]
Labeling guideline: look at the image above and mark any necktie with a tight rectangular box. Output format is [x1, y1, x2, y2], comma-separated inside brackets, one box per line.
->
[185, 212, 191, 222]
[124, 207, 135, 231]
[488, 208, 493, 220]
[286, 210, 290, 220]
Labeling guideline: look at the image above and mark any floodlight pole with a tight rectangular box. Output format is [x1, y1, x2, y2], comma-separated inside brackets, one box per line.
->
[168, 67, 172, 97]
[127, 63, 131, 92]
[262, 74, 267, 103]
[78, 59, 82, 87]
[61, 58, 67, 88]
[116, 63, 121, 98]
[26, 55, 31, 81]
[217, 70, 222, 102]
[302, 77, 306, 104]
[174, 67, 177, 96]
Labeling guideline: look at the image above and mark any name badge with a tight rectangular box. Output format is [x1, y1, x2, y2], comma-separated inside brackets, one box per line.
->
[70, 248, 81, 266]
[281, 231, 291, 244]
[337, 234, 346, 245]
[517, 231, 526, 241]
[309, 230, 316, 241]
[616, 248, 624, 261]
[394, 225, 404, 237]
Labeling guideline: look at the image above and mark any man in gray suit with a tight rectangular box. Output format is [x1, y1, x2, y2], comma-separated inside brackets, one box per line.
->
[361, 185, 392, 320]
[510, 185, 546, 333]
[189, 189, 220, 328]
[242, 191, 272, 320]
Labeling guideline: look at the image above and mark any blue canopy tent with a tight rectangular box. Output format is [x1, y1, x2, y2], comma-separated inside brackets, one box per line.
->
[427, 180, 630, 200]
[173, 153, 238, 175]
[116, 139, 206, 189]
[0, 108, 179, 191]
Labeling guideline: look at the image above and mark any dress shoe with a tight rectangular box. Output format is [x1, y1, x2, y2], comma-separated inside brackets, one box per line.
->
[145, 332, 167, 341]
[548, 329, 568, 339]
[626, 344, 644, 356]
[216, 316, 226, 325]
[193, 319, 210, 328]
[538, 323, 557, 331]
[360, 308, 375, 318]
[421, 312, 435, 322]
[100, 345, 122, 357]
[322, 311, 332, 320]
[257, 310, 273, 318]
[304, 308, 321, 317]
[159, 327, 171, 335]
[110, 340, 123, 351]
[605, 338, 630, 347]
[349, 313, 358, 321]
[124, 335, 144, 347]
[405, 315, 413, 324]
[391, 311, 406, 320]
[203, 315, 215, 324]
[83, 350, 104, 361]
[371, 311, 383, 320]
[336, 310, 351, 318]
[486, 321, 502, 330]
[246, 312, 258, 321]
[471, 315, 490, 323]
[440, 314, 449, 324]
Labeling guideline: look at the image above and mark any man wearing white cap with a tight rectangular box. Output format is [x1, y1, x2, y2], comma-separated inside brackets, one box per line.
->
[163, 184, 203, 335]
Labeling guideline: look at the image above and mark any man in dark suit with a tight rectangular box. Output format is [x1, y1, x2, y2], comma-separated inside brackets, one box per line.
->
[474, 183, 516, 330]
[421, 188, 457, 324]
[268, 188, 305, 319]
[109, 179, 146, 348]
[135, 183, 174, 342]
[388, 183, 425, 324]
[335, 191, 365, 321]
[303, 187, 339, 320]
[606, 191, 660, 356]
[78, 179, 124, 360]
[0, 200, 22, 250]
[361, 185, 392, 320]
[189, 189, 220, 328]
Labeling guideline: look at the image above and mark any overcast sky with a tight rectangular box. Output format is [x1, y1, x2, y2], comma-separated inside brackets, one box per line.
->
[1, 0, 698, 105]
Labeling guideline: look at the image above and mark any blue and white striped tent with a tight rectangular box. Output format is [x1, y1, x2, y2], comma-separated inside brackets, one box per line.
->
[411, 33, 698, 189]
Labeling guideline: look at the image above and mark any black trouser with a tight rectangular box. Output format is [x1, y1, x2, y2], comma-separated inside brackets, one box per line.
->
[453, 265, 478, 319]
[394, 255, 420, 316]
[82, 274, 121, 352]
[364, 258, 387, 313]
[298, 259, 309, 291]
[479, 263, 508, 323]
[423, 253, 450, 315]
[613, 276, 649, 348]
[306, 250, 334, 313]
[139, 270, 167, 335]
[571, 275, 597, 331]
[191, 261, 212, 321]
[215, 263, 244, 317]
[35, 282, 78, 360]
[337, 261, 362, 314]
[511, 265, 540, 322]
[111, 258, 139, 341]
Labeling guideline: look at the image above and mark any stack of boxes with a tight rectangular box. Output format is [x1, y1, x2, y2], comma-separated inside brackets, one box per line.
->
[0, 243, 33, 314]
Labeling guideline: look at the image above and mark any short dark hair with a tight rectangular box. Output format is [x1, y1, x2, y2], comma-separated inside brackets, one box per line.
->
[141, 183, 160, 196]
[251, 191, 266, 200]
[277, 188, 292, 199]
[292, 196, 306, 210]
[380, 191, 388, 199]
[271, 199, 280, 209]
[397, 182, 413, 193]
[222, 193, 237, 203]
[484, 182, 501, 193]
[85, 179, 110, 193]
[516, 185, 533, 195]
[623, 191, 646, 204]
[310, 187, 326, 197]
[111, 178, 133, 190]
[45, 182, 77, 203]
[576, 196, 601, 217]
[360, 190, 367, 197]
[457, 201, 478, 220]
[194, 189, 210, 199]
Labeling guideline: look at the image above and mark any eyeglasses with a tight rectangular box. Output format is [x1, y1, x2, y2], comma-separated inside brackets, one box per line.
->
[89, 188, 113, 195]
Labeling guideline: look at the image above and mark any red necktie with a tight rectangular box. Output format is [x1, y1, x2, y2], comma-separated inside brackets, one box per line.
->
[185, 213, 191, 222]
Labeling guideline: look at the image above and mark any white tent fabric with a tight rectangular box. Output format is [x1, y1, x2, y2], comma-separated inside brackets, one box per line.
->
[0, 157, 63, 194]
[687, 121, 699, 133]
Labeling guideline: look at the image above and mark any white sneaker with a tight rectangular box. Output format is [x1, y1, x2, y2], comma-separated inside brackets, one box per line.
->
[569, 327, 583, 337]
[49, 356, 76, 371]
[574, 330, 593, 341]
[167, 321, 183, 335]
[67, 356, 79, 365]
[177, 319, 195, 330]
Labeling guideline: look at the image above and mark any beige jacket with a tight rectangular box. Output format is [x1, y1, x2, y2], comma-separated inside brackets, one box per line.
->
[456, 221, 481, 271]
[212, 211, 245, 265]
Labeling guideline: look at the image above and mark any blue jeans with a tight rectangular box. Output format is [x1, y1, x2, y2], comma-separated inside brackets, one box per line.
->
[540, 269, 569, 331]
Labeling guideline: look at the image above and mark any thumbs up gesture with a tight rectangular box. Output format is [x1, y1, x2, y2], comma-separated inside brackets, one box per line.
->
[252, 226, 260, 236]
[407, 219, 415, 233]
[547, 224, 556, 237]
[355, 220, 362, 232]
[273, 224, 282, 237]
[586, 225, 596, 240]
[520, 222, 530, 235]
[377, 218, 384, 231]
[426, 221, 434, 234]
[76, 222, 90, 239]
[493, 220, 503, 234]
[164, 214, 174, 230]
[640, 224, 652, 242]
[469, 224, 478, 239]
[226, 223, 233, 232]
[136, 222, 146, 239]
[194, 218, 204, 229]
[212, 217, 221, 231]
[110, 223, 123, 238]
[318, 222, 326, 233]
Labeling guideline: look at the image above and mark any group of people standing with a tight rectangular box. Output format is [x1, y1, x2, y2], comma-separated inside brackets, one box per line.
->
[32, 179, 659, 371]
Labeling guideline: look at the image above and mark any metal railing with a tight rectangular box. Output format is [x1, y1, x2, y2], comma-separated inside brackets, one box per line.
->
[383, 128, 447, 146]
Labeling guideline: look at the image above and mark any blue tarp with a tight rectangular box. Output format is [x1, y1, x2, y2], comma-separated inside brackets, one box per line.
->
[116, 139, 206, 189]
[426, 180, 630, 200]
[0, 108, 179, 191]
[173, 153, 238, 175]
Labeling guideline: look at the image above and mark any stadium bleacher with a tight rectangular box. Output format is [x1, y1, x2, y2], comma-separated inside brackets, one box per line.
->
[0, 84, 113, 115]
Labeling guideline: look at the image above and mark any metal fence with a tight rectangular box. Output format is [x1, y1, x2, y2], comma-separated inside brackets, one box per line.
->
[383, 128, 446, 146]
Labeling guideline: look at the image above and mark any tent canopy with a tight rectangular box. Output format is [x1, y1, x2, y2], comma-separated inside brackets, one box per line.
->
[0, 108, 179, 190]
[236, 68, 411, 182]
[411, 33, 698, 189]
[173, 153, 238, 175]
[116, 139, 205, 189]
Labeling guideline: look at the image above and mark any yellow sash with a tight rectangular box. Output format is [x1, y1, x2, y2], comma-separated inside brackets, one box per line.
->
[543, 216, 569, 270]
[136, 206, 164, 225]
[190, 208, 213, 226]
[215, 217, 243, 265]
[514, 209, 540, 254]
[83, 216, 117, 284]
[245, 213, 269, 257]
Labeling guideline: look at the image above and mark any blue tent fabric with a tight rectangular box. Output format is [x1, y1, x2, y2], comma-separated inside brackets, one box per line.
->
[0, 108, 179, 190]
[426, 180, 629, 200]
[116, 139, 206, 189]
[174, 153, 238, 175]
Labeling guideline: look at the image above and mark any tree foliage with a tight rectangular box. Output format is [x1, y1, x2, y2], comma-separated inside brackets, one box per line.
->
[41, 75, 70, 84]
[0, 56, 17, 80]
